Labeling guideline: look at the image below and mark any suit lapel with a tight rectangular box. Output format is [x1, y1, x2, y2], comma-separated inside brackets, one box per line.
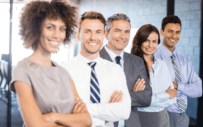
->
[124, 52, 130, 75]
[99, 47, 113, 62]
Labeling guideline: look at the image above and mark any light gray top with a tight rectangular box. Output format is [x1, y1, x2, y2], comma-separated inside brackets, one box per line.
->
[10, 58, 75, 114]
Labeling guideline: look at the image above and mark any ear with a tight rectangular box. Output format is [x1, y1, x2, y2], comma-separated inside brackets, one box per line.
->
[160, 29, 163, 36]
[105, 30, 109, 40]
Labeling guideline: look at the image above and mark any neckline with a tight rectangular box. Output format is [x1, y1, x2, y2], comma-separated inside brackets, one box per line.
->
[25, 57, 58, 68]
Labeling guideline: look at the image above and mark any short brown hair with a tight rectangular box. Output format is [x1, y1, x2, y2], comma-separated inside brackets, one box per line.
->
[79, 11, 106, 31]
[20, 0, 78, 50]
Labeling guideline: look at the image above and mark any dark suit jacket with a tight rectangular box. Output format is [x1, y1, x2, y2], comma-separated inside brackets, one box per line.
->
[100, 47, 152, 127]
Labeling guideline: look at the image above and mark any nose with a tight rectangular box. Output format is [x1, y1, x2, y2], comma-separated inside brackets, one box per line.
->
[90, 32, 96, 41]
[172, 33, 177, 39]
[148, 41, 152, 47]
[52, 29, 60, 39]
[120, 32, 125, 39]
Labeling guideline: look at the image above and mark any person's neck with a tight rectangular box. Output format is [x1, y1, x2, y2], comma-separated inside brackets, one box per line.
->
[80, 51, 99, 61]
[106, 44, 123, 55]
[29, 48, 52, 67]
[143, 54, 153, 64]
[162, 42, 175, 53]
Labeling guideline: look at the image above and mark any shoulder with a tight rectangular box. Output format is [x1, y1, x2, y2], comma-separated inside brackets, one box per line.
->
[155, 58, 167, 67]
[99, 57, 123, 72]
[13, 58, 30, 72]
[61, 57, 78, 69]
[154, 47, 162, 57]
[124, 52, 144, 65]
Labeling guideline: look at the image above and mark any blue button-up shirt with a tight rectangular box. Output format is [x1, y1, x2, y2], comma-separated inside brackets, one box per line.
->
[154, 44, 202, 113]
[137, 58, 176, 112]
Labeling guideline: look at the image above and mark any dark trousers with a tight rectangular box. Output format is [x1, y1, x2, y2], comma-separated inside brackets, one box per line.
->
[167, 111, 189, 127]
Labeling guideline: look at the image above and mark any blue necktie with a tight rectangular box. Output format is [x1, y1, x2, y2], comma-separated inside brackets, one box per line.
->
[115, 56, 121, 67]
[171, 54, 187, 112]
[88, 62, 100, 103]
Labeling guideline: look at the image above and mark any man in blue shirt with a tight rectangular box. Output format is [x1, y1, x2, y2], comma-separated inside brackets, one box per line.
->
[154, 15, 202, 127]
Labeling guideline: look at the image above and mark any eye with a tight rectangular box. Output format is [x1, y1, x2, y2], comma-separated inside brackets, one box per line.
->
[47, 26, 53, 30]
[60, 27, 66, 31]
[176, 31, 180, 34]
[115, 29, 120, 32]
[97, 31, 101, 34]
[153, 40, 158, 43]
[85, 30, 90, 33]
[168, 30, 173, 33]
[125, 31, 130, 33]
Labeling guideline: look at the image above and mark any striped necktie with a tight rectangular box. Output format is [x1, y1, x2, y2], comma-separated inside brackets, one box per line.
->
[115, 56, 121, 67]
[88, 62, 100, 103]
[171, 53, 187, 112]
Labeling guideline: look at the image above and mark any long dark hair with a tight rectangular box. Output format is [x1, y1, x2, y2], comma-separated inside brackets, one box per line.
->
[131, 24, 160, 79]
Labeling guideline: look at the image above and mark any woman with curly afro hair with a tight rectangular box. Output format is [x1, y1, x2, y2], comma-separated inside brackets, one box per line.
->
[9, 0, 92, 126]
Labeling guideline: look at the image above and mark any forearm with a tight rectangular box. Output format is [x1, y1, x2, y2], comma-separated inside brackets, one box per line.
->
[86, 102, 131, 122]
[54, 113, 92, 127]
[130, 85, 152, 107]
[178, 81, 202, 98]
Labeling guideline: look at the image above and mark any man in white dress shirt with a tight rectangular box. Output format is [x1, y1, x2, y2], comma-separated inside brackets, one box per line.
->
[62, 11, 131, 127]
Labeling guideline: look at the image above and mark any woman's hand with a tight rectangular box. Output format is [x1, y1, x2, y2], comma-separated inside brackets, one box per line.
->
[72, 98, 87, 114]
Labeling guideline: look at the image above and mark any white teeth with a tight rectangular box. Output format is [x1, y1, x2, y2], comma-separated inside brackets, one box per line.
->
[89, 43, 97, 46]
[117, 40, 125, 43]
[170, 39, 175, 42]
[146, 49, 152, 51]
[51, 41, 58, 45]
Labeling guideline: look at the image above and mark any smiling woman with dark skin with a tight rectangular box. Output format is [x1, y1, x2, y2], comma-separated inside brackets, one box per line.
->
[9, 0, 92, 127]
[131, 24, 177, 127]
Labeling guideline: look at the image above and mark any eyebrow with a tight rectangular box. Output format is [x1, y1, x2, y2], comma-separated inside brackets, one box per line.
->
[167, 29, 180, 32]
[46, 23, 66, 27]
[114, 28, 121, 31]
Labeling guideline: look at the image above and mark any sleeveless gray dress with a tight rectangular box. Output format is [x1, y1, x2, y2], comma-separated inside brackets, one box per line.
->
[10, 58, 75, 119]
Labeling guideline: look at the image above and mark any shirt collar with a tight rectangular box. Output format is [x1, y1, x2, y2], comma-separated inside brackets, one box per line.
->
[159, 43, 178, 58]
[104, 45, 124, 61]
[77, 53, 100, 65]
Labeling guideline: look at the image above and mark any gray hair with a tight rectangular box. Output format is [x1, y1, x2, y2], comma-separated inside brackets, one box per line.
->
[106, 13, 131, 32]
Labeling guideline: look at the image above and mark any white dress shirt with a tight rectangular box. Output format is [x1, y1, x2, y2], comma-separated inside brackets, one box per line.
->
[104, 46, 125, 127]
[62, 53, 131, 127]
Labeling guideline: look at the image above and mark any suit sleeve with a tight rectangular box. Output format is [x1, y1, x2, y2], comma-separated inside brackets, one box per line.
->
[130, 58, 152, 107]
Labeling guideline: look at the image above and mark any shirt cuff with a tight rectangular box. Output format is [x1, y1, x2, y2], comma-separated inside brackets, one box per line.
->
[177, 82, 185, 91]
[86, 103, 105, 126]
[159, 92, 169, 101]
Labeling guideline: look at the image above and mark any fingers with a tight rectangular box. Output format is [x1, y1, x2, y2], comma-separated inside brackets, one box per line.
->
[167, 89, 178, 99]
[109, 91, 123, 103]
[73, 98, 86, 114]
[133, 78, 145, 92]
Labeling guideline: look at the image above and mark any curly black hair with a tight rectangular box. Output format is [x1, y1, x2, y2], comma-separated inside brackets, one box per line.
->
[19, 0, 78, 50]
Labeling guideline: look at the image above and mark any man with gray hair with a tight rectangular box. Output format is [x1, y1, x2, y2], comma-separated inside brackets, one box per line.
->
[100, 13, 152, 127]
